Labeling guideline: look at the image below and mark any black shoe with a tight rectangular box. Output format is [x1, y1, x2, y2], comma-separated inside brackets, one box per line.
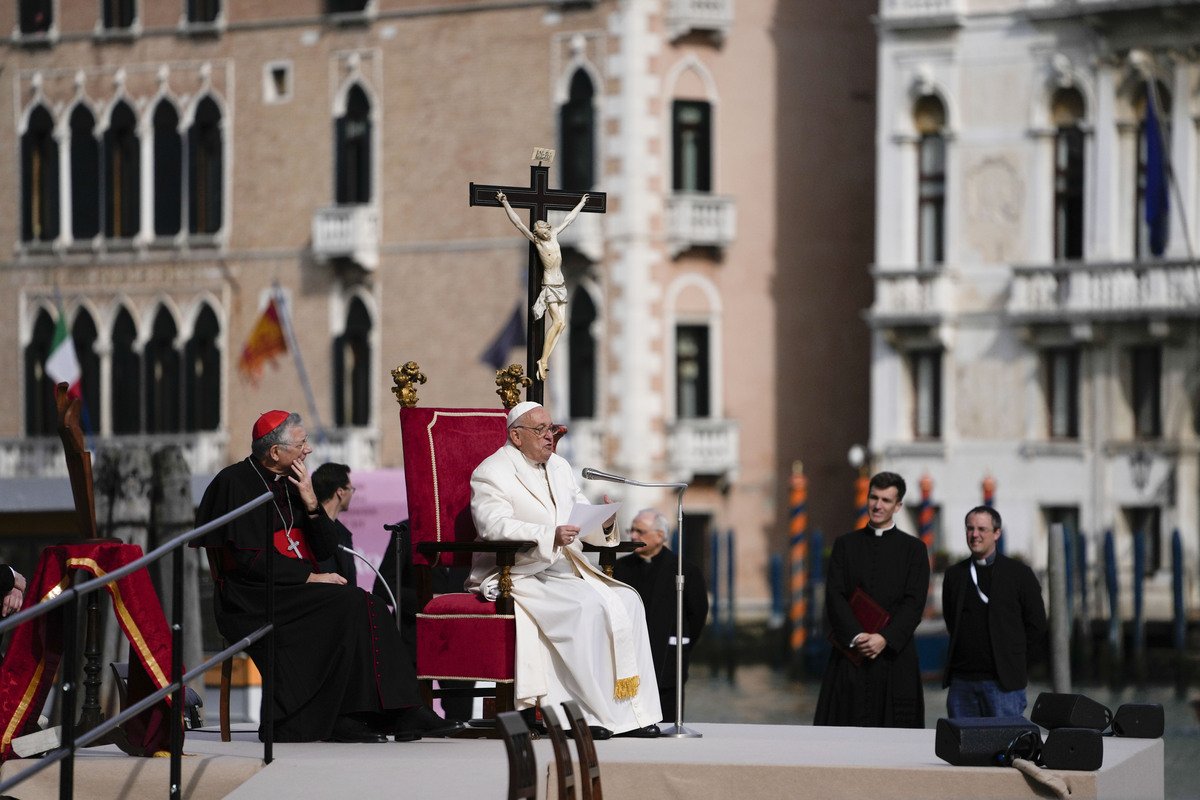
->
[328, 716, 389, 744]
[614, 724, 661, 738]
[564, 724, 611, 740]
[395, 705, 467, 740]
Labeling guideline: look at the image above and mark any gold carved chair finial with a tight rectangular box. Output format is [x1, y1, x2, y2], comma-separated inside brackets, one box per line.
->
[392, 361, 427, 408]
[495, 364, 532, 410]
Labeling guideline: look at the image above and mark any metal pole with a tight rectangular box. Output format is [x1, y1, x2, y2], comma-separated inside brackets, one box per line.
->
[1048, 522, 1071, 693]
[662, 483, 700, 738]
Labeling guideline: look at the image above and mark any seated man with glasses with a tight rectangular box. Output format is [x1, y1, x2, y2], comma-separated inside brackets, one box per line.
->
[194, 410, 463, 743]
[311, 461, 359, 587]
[467, 401, 662, 738]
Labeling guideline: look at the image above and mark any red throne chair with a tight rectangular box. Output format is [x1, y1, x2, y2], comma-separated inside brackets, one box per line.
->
[393, 362, 640, 725]
[395, 362, 535, 721]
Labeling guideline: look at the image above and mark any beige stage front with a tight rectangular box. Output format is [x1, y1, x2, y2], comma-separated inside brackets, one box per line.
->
[0, 722, 1163, 800]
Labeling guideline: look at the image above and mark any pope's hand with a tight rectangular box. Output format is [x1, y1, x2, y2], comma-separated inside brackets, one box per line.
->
[306, 572, 347, 585]
[555, 525, 580, 548]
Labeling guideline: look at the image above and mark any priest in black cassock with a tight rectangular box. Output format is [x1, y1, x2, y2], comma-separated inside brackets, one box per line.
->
[813, 472, 930, 728]
[613, 509, 709, 723]
[194, 410, 463, 743]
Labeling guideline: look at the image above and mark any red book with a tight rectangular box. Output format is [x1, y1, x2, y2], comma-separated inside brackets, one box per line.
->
[828, 588, 891, 667]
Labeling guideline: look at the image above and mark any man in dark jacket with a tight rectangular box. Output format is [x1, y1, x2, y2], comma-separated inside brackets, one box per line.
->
[613, 509, 708, 724]
[941, 505, 1047, 717]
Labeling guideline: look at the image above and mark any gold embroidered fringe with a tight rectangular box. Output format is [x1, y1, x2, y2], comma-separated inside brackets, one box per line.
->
[613, 675, 640, 700]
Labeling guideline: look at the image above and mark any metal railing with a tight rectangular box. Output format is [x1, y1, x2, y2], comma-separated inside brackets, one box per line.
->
[0, 491, 275, 800]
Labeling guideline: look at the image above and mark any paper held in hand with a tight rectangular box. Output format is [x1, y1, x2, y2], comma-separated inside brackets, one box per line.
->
[567, 502, 621, 538]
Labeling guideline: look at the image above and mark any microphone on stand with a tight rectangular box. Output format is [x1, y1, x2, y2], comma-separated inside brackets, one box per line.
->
[581, 468, 687, 490]
[581, 467, 628, 484]
[579, 466, 699, 738]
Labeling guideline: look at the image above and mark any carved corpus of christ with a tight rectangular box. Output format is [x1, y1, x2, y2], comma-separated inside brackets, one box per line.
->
[496, 190, 588, 381]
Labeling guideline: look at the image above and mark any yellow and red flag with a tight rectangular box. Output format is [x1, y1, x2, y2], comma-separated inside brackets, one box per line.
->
[239, 298, 287, 383]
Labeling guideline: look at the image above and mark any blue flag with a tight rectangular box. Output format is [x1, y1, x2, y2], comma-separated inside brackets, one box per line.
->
[480, 304, 526, 370]
[1144, 94, 1169, 256]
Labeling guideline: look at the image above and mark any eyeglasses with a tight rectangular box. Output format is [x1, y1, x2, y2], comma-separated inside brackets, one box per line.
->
[343, 485, 356, 494]
[512, 424, 557, 438]
[280, 438, 309, 449]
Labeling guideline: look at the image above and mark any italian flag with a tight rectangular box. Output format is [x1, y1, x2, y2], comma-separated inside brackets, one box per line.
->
[45, 309, 82, 399]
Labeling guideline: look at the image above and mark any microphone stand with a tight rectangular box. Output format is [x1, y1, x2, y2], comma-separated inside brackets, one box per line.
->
[583, 469, 700, 738]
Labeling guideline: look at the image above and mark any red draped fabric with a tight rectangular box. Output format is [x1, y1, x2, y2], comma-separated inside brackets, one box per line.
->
[0, 543, 177, 761]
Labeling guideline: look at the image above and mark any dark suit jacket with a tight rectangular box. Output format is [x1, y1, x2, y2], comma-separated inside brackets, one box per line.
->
[0, 565, 14, 596]
[941, 553, 1048, 691]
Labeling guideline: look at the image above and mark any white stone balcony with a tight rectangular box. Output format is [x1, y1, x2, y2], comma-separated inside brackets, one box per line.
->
[667, 418, 739, 479]
[666, 0, 735, 42]
[868, 268, 953, 325]
[0, 432, 229, 480]
[312, 427, 381, 470]
[666, 193, 737, 257]
[1009, 260, 1200, 322]
[312, 204, 379, 270]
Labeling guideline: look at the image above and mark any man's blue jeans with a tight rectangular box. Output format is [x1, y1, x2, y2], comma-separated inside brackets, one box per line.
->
[946, 677, 1027, 718]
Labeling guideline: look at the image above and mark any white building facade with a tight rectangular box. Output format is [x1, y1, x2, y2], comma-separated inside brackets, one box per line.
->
[871, 0, 1200, 619]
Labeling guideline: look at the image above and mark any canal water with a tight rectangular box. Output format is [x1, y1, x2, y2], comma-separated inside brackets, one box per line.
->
[682, 665, 1200, 799]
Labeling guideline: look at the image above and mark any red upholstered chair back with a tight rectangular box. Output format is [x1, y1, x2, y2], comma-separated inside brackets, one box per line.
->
[399, 406, 509, 569]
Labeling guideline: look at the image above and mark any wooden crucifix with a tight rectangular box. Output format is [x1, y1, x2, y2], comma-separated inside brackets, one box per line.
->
[470, 160, 606, 404]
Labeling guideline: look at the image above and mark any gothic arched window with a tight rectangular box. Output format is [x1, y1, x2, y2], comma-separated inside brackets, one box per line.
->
[914, 94, 947, 267]
[190, 97, 223, 234]
[21, 106, 59, 243]
[71, 106, 101, 240]
[560, 69, 595, 191]
[185, 304, 221, 431]
[153, 101, 183, 237]
[335, 86, 371, 205]
[105, 102, 141, 239]
[145, 307, 181, 433]
[334, 297, 371, 427]
[24, 309, 57, 435]
[1052, 88, 1085, 261]
[74, 309, 102, 432]
[112, 308, 142, 434]
[568, 288, 597, 419]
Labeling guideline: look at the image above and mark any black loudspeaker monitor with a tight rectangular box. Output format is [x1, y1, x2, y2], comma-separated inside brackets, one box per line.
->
[1112, 703, 1164, 738]
[1041, 727, 1104, 771]
[1030, 692, 1110, 731]
[935, 717, 1041, 767]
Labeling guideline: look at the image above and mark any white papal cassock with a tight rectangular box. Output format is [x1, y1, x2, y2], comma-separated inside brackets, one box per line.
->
[467, 443, 662, 733]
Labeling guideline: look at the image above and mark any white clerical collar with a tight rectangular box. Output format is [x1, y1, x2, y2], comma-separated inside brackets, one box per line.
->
[868, 523, 896, 536]
[974, 552, 997, 567]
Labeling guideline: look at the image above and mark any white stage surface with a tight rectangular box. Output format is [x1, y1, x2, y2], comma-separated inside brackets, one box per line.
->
[0, 722, 1163, 800]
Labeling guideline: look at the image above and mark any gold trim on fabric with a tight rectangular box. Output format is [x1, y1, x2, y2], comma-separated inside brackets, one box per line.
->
[66, 558, 170, 689]
[2, 659, 47, 753]
[417, 613, 516, 621]
[613, 675, 640, 700]
[424, 410, 507, 545]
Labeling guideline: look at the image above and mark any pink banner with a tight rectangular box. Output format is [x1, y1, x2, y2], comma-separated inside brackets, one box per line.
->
[337, 468, 408, 589]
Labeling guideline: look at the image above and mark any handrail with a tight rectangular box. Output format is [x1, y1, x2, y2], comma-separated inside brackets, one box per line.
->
[0, 490, 275, 800]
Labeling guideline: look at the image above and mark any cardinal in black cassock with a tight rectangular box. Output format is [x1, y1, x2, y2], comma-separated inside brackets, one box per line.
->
[193, 410, 461, 743]
[814, 473, 929, 728]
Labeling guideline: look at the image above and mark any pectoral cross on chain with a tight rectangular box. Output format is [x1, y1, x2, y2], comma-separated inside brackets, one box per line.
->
[285, 534, 303, 558]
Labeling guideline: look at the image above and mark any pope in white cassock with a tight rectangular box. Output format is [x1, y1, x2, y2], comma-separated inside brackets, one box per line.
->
[467, 401, 663, 737]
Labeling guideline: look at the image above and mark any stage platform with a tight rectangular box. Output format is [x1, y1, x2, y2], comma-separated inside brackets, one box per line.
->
[0, 721, 1163, 800]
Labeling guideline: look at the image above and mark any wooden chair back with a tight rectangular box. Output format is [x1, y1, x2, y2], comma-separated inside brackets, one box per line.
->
[540, 705, 576, 800]
[497, 710, 539, 800]
[561, 701, 602, 800]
